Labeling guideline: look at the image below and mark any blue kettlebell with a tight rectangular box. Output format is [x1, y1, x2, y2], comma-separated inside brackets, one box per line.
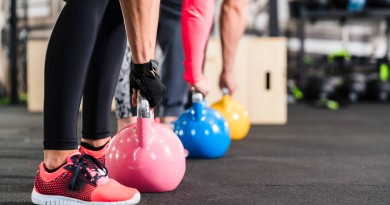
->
[348, 0, 366, 12]
[174, 92, 231, 158]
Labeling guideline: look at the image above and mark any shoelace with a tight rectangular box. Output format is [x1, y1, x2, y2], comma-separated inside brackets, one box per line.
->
[68, 154, 108, 190]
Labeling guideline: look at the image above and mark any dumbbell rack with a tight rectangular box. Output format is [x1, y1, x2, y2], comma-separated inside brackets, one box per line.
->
[297, 4, 390, 88]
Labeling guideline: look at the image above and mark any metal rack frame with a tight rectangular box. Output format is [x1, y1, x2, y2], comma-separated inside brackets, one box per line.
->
[297, 4, 390, 87]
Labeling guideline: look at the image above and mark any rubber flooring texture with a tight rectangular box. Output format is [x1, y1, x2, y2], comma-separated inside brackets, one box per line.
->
[0, 104, 390, 204]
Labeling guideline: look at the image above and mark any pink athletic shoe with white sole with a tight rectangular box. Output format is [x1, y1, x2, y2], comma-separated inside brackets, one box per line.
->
[31, 152, 140, 205]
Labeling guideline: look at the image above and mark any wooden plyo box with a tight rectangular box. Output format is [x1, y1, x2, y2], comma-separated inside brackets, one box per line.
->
[204, 36, 287, 124]
[27, 40, 47, 112]
[27, 40, 116, 112]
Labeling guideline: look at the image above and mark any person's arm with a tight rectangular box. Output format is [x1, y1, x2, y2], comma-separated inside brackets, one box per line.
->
[119, 0, 160, 63]
[219, 0, 249, 95]
[119, 0, 164, 108]
[181, 0, 215, 96]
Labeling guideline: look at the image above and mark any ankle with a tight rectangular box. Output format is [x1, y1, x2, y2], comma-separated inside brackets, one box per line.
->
[80, 137, 111, 149]
[44, 160, 65, 171]
[44, 150, 76, 170]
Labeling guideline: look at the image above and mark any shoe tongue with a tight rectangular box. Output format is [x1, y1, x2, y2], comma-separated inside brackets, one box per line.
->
[66, 151, 82, 164]
[67, 152, 110, 185]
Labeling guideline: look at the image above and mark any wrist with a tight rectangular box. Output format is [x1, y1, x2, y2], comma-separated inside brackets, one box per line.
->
[185, 74, 204, 85]
[221, 68, 233, 74]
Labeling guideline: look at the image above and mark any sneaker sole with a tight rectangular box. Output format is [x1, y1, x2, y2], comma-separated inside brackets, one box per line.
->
[31, 189, 141, 205]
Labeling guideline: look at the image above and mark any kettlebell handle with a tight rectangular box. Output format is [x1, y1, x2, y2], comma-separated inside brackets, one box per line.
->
[191, 91, 204, 121]
[136, 91, 153, 148]
[192, 91, 203, 103]
[222, 87, 230, 96]
[137, 91, 151, 118]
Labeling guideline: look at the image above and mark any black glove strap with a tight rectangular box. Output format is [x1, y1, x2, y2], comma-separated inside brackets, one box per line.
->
[130, 60, 165, 108]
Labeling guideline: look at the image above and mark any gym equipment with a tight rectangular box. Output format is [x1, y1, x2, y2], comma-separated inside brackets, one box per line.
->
[327, 50, 351, 63]
[343, 73, 367, 103]
[211, 88, 250, 141]
[366, 0, 390, 8]
[333, 0, 366, 12]
[303, 0, 331, 9]
[305, 54, 349, 109]
[27, 40, 47, 112]
[347, 0, 366, 12]
[106, 92, 186, 192]
[289, 1, 301, 18]
[204, 37, 287, 124]
[316, 98, 340, 110]
[305, 75, 342, 109]
[330, 53, 368, 103]
[287, 79, 304, 104]
[174, 92, 231, 158]
[367, 62, 390, 102]
[367, 80, 390, 101]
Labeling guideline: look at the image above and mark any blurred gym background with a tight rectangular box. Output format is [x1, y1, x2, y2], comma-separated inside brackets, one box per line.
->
[1, 0, 390, 116]
[2, 1, 390, 204]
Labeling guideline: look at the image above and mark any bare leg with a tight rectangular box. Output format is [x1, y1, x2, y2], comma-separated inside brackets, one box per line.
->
[219, 0, 249, 95]
[44, 150, 75, 170]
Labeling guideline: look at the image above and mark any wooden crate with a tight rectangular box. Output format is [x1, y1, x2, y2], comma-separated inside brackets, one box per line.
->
[27, 40, 47, 112]
[27, 40, 116, 112]
[204, 36, 287, 124]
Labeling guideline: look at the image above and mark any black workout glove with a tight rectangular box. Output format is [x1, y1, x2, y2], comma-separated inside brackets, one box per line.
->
[130, 60, 165, 108]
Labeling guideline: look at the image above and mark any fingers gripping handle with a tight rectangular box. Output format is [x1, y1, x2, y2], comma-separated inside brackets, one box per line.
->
[222, 87, 230, 96]
[192, 92, 203, 103]
[137, 91, 151, 118]
[192, 92, 204, 121]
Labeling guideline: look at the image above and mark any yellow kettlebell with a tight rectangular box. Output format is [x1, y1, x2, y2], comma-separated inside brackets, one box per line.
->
[211, 88, 250, 140]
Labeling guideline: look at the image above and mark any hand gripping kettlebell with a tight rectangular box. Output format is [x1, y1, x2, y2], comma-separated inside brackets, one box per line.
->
[211, 88, 250, 140]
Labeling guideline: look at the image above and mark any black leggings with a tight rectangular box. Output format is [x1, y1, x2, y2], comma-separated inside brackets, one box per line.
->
[44, 0, 126, 150]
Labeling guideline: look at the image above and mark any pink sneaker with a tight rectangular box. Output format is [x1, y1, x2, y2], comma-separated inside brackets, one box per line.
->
[32, 152, 140, 204]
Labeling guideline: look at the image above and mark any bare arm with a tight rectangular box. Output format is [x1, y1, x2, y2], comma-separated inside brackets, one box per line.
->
[181, 0, 215, 96]
[119, 0, 160, 64]
[219, 0, 249, 95]
[119, 0, 164, 108]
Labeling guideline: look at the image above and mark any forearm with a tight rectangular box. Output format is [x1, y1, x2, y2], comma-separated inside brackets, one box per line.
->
[119, 0, 164, 108]
[181, 0, 215, 84]
[220, 0, 249, 73]
[119, 0, 160, 64]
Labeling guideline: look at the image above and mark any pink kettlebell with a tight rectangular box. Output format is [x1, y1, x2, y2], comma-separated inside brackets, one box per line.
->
[105, 92, 186, 192]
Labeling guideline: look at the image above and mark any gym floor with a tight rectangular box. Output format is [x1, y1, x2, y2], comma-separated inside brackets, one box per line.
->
[1, 104, 390, 204]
